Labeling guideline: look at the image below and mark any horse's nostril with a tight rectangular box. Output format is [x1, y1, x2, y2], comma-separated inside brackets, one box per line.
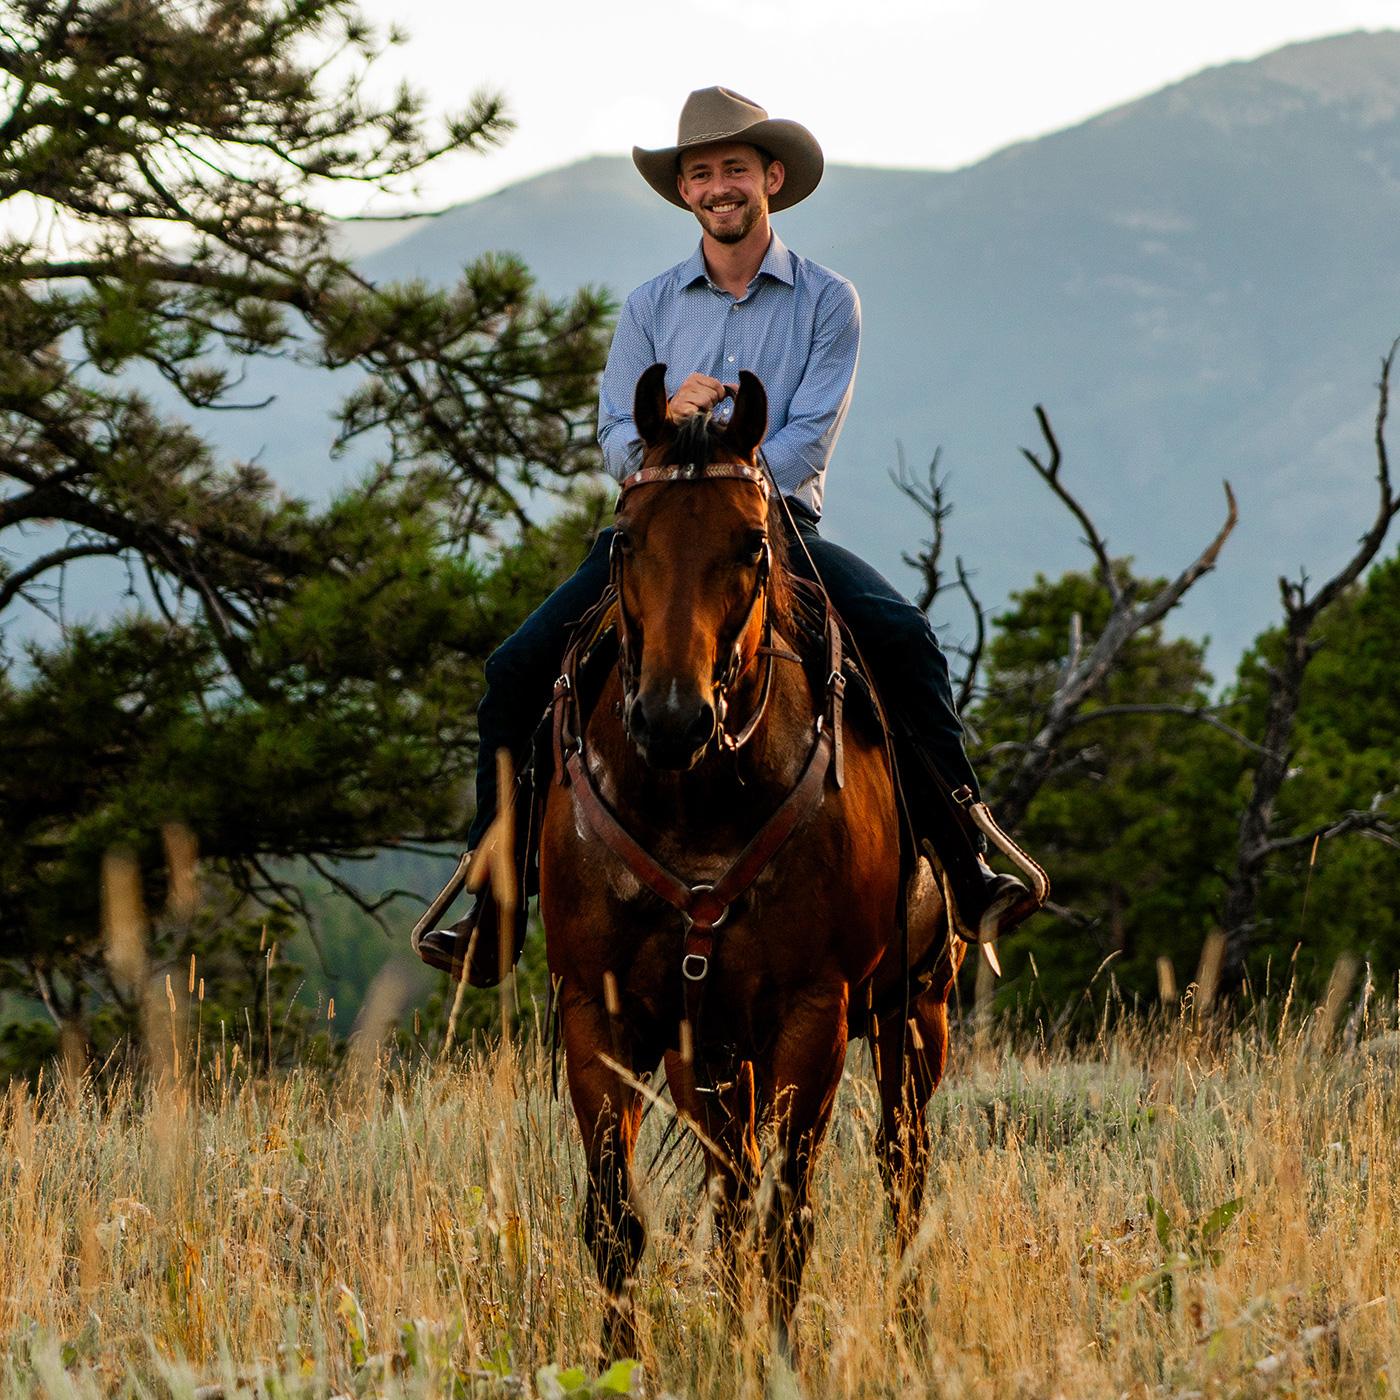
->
[627, 699, 651, 748]
[628, 690, 715, 766]
[687, 701, 717, 750]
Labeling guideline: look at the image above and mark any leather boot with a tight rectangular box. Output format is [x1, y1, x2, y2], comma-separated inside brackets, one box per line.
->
[974, 856, 1040, 941]
[922, 840, 1041, 947]
[414, 770, 536, 986]
[415, 886, 529, 987]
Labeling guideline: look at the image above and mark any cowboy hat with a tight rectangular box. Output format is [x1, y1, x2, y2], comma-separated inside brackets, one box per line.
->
[632, 87, 824, 213]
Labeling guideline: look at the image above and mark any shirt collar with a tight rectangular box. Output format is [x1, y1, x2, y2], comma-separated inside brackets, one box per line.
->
[678, 232, 796, 293]
[757, 232, 795, 287]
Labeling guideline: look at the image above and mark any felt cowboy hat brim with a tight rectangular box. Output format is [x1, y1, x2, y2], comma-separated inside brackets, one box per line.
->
[632, 87, 824, 214]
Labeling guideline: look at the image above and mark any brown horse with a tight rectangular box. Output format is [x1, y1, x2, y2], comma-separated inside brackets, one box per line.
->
[539, 364, 964, 1362]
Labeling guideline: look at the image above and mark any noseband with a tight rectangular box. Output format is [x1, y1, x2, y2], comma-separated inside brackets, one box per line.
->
[612, 461, 778, 755]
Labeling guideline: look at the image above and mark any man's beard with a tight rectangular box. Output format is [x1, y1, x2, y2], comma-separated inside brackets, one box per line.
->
[700, 195, 764, 244]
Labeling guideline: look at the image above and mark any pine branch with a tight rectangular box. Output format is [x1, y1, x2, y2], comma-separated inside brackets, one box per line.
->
[0, 541, 122, 613]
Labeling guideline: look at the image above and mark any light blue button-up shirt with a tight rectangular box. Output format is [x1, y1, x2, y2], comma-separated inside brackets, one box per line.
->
[597, 233, 861, 518]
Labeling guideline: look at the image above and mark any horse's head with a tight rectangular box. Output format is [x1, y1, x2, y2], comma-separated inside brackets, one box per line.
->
[614, 363, 787, 770]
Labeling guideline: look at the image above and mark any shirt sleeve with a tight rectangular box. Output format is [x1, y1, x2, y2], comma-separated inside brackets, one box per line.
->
[760, 279, 861, 499]
[598, 290, 657, 480]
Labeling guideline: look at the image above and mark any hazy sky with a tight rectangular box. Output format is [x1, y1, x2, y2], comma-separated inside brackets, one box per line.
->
[349, 0, 1400, 212]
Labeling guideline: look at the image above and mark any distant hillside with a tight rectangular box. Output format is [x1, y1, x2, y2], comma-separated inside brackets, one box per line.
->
[213, 30, 1400, 672]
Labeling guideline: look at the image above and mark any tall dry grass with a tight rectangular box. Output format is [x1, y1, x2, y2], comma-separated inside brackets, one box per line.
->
[4, 998, 1400, 1399]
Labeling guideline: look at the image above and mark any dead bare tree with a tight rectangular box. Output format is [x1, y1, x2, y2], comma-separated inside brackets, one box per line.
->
[892, 447, 986, 711]
[1220, 344, 1400, 983]
[983, 406, 1239, 833]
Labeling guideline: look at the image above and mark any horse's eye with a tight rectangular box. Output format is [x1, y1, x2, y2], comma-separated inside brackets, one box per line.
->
[741, 529, 767, 565]
[614, 527, 635, 555]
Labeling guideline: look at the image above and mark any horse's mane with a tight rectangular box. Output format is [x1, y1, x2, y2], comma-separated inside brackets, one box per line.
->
[666, 410, 796, 635]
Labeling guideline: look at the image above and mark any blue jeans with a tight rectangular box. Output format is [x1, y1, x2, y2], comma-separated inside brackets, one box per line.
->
[468, 514, 981, 849]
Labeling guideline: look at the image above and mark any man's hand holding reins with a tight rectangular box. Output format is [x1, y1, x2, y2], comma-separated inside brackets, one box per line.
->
[667, 372, 727, 422]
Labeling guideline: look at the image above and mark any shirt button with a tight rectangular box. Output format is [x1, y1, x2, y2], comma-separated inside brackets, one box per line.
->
[727, 355, 735, 363]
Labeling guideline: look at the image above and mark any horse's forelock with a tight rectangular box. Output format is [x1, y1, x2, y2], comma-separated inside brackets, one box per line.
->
[670, 411, 715, 470]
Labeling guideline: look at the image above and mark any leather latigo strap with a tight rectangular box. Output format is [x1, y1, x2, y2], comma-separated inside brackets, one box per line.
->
[825, 600, 845, 789]
[551, 590, 619, 786]
[551, 669, 574, 787]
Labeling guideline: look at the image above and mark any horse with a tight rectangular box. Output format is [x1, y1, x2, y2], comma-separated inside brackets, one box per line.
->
[539, 363, 966, 1363]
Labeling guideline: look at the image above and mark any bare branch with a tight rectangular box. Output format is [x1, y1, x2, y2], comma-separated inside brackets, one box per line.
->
[1058, 702, 1271, 756]
[981, 739, 1034, 760]
[337, 206, 455, 224]
[303, 854, 423, 937]
[1041, 745, 1105, 785]
[1130, 482, 1239, 632]
[953, 556, 985, 710]
[1286, 340, 1400, 624]
[1259, 792, 1398, 859]
[1042, 900, 1099, 930]
[987, 420, 1238, 833]
[1021, 405, 1119, 601]
[1062, 611, 1083, 683]
[891, 444, 950, 613]
[243, 856, 315, 927]
[1222, 341, 1400, 981]
[31, 964, 62, 1028]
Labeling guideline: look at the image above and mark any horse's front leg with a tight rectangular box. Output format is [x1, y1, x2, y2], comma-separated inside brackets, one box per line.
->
[872, 991, 952, 1253]
[666, 1051, 760, 1308]
[758, 985, 848, 1364]
[561, 984, 651, 1362]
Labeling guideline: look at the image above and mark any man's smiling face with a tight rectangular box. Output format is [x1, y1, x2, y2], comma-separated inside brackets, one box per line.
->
[677, 142, 785, 245]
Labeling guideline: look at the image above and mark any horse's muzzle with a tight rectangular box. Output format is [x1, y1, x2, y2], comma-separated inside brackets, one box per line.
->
[627, 684, 717, 770]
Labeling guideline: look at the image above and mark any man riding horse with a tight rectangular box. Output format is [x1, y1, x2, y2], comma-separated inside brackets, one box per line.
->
[416, 86, 1037, 982]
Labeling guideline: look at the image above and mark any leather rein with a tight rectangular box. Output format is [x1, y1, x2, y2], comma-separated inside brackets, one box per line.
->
[550, 460, 848, 1037]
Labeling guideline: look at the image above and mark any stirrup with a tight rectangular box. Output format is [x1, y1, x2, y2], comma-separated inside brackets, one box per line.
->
[921, 808, 1049, 977]
[410, 849, 475, 955]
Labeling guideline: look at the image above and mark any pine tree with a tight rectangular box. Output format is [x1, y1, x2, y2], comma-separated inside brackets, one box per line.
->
[970, 563, 1247, 1012]
[0, 0, 613, 1069]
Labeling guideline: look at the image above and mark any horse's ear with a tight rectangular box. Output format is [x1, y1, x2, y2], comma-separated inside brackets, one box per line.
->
[727, 370, 768, 460]
[633, 363, 671, 448]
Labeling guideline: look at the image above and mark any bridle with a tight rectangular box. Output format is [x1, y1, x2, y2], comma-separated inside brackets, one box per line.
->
[611, 459, 782, 755]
